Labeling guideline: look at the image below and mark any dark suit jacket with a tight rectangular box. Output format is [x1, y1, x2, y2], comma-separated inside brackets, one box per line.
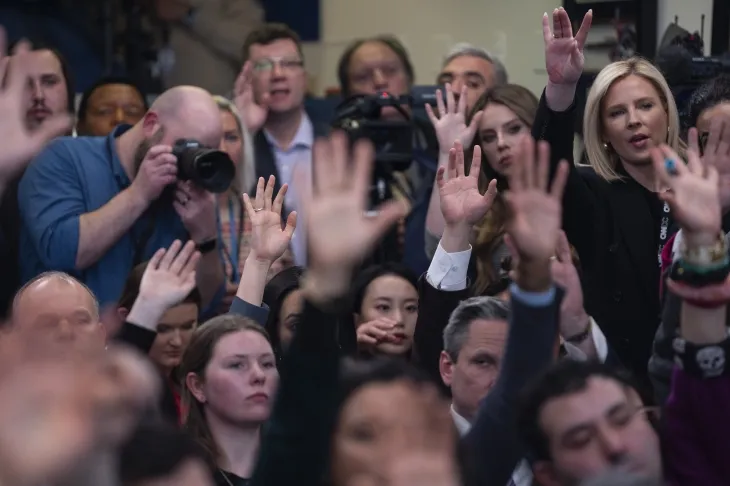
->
[532, 92, 666, 393]
[251, 114, 330, 200]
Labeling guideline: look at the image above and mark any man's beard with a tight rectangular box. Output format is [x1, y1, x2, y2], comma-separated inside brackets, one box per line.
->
[133, 128, 166, 176]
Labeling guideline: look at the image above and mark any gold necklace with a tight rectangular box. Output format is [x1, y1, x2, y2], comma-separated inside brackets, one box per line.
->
[219, 469, 235, 486]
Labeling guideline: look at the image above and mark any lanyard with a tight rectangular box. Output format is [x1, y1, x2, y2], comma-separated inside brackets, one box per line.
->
[657, 201, 672, 266]
[215, 196, 244, 283]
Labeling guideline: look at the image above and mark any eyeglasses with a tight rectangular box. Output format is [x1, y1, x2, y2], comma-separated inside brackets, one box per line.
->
[252, 57, 304, 73]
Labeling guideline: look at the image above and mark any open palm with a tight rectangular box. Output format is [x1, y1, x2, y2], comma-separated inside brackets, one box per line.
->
[301, 133, 407, 269]
[234, 61, 269, 133]
[437, 142, 497, 227]
[244, 175, 297, 263]
[505, 139, 569, 262]
[425, 84, 483, 151]
[542, 8, 592, 85]
[0, 34, 71, 183]
[139, 240, 200, 310]
[652, 145, 721, 235]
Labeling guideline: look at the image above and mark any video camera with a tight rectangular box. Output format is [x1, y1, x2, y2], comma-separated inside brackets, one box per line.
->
[331, 86, 443, 171]
[172, 139, 235, 194]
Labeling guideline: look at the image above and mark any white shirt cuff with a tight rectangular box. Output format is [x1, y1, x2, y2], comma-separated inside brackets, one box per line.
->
[425, 242, 471, 291]
[563, 317, 609, 362]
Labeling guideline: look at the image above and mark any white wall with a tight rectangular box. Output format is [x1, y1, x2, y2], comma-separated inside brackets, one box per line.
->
[302, 0, 555, 96]
[301, 0, 721, 97]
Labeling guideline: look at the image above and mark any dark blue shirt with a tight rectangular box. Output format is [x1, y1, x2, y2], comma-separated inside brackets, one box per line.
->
[18, 125, 188, 306]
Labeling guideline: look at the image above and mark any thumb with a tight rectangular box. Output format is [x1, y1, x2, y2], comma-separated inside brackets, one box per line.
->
[30, 113, 72, 149]
[366, 200, 409, 247]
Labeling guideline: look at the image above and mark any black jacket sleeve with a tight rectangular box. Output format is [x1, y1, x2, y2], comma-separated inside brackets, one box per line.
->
[463, 286, 563, 486]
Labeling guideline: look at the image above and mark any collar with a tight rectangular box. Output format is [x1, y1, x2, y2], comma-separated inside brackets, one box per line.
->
[450, 404, 471, 436]
[264, 112, 314, 150]
[106, 124, 134, 187]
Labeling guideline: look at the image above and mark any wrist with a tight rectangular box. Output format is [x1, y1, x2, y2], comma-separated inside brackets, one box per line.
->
[562, 313, 591, 342]
[441, 224, 471, 253]
[245, 253, 273, 270]
[516, 259, 552, 292]
[127, 295, 167, 331]
[301, 268, 352, 305]
[545, 82, 577, 112]
[126, 184, 151, 212]
[684, 230, 722, 249]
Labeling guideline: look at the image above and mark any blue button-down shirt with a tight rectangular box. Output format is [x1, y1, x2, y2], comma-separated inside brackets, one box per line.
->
[18, 125, 187, 306]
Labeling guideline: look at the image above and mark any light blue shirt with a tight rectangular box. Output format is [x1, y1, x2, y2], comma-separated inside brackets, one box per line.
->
[17, 125, 188, 306]
[264, 113, 314, 266]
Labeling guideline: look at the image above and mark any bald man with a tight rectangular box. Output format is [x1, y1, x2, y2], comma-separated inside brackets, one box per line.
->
[17, 86, 225, 309]
[11, 272, 106, 353]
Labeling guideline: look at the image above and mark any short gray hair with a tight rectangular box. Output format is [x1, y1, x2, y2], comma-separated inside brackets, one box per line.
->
[12, 271, 100, 320]
[442, 43, 508, 86]
[443, 296, 509, 360]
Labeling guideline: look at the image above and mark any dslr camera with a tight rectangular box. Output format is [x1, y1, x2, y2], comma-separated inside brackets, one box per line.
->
[172, 139, 235, 193]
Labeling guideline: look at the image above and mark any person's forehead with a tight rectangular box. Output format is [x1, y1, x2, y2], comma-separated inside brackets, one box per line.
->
[15, 278, 96, 316]
[442, 54, 494, 78]
[539, 376, 628, 434]
[351, 41, 401, 67]
[89, 83, 145, 106]
[249, 39, 300, 59]
[697, 101, 730, 131]
[26, 49, 64, 75]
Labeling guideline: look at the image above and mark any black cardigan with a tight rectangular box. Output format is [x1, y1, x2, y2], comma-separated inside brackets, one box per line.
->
[532, 91, 671, 392]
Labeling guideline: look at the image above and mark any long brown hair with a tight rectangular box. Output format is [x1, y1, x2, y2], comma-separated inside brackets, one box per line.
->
[180, 315, 272, 468]
[466, 85, 538, 295]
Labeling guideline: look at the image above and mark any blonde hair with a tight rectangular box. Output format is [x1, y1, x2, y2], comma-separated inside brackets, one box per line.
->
[583, 57, 686, 181]
[212, 95, 256, 194]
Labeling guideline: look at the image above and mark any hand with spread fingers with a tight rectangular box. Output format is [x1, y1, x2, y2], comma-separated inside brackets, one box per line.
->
[243, 175, 297, 265]
[437, 140, 498, 230]
[0, 29, 72, 188]
[541, 7, 592, 86]
[0, 334, 158, 486]
[425, 83, 483, 154]
[652, 144, 721, 240]
[138, 240, 201, 309]
[299, 132, 408, 300]
[689, 114, 730, 210]
[504, 138, 569, 264]
[234, 61, 269, 134]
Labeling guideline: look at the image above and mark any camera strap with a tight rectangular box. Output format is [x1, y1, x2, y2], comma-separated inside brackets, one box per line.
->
[132, 203, 159, 267]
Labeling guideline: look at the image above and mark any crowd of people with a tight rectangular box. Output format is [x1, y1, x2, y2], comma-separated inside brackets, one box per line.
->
[0, 5, 729, 486]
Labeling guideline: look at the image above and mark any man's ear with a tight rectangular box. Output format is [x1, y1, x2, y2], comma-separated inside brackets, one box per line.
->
[439, 350, 455, 388]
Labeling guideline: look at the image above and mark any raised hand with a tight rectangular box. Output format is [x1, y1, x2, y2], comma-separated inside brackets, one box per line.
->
[425, 83, 483, 153]
[689, 114, 730, 210]
[542, 8, 592, 86]
[243, 175, 297, 264]
[0, 31, 71, 185]
[138, 240, 201, 310]
[299, 132, 408, 297]
[652, 145, 721, 238]
[504, 138, 569, 263]
[234, 61, 269, 134]
[436, 140, 498, 229]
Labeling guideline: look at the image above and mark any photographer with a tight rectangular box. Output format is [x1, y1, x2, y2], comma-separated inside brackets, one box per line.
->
[17, 85, 227, 311]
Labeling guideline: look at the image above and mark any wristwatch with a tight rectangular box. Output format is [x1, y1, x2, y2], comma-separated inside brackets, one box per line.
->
[196, 238, 217, 254]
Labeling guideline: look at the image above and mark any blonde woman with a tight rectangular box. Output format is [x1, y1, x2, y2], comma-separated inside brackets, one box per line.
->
[534, 8, 686, 387]
[212, 96, 292, 312]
